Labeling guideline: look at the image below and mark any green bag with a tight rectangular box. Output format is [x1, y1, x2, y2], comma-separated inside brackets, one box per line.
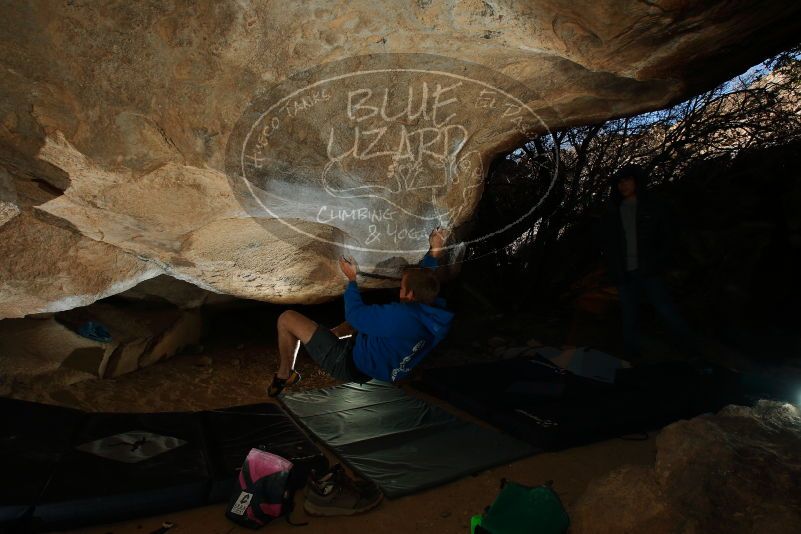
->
[471, 479, 569, 534]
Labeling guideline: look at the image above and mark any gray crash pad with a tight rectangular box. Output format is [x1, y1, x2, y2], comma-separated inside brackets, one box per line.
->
[280, 381, 535, 498]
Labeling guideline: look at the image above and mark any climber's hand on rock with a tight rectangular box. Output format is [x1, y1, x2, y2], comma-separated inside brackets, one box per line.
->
[339, 256, 358, 281]
[429, 226, 449, 258]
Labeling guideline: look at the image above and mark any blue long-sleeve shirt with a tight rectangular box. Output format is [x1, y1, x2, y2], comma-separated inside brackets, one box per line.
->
[345, 253, 454, 382]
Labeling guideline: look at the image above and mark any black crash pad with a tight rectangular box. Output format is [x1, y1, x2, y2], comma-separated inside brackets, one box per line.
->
[417, 356, 749, 450]
[35, 411, 211, 528]
[203, 403, 328, 501]
[0, 398, 325, 532]
[0, 398, 85, 528]
[280, 381, 535, 498]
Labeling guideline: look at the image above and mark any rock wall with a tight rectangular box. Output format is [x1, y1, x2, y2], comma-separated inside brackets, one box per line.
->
[572, 400, 801, 534]
[1, 1, 800, 317]
[0, 303, 202, 396]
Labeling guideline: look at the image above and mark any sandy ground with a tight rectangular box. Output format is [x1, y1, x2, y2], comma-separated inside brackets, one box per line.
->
[70, 435, 655, 534]
[8, 297, 799, 534]
[7, 334, 657, 534]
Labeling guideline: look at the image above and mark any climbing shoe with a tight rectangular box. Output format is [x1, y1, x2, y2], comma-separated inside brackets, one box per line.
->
[304, 464, 376, 497]
[267, 370, 301, 397]
[304, 464, 382, 516]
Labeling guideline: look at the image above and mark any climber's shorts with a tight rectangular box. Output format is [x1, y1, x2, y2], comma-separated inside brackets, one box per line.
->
[304, 325, 370, 383]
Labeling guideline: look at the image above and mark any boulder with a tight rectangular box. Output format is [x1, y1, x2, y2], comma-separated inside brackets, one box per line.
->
[0, 302, 203, 385]
[0, 1, 800, 317]
[0, 212, 161, 318]
[54, 301, 203, 378]
[115, 274, 232, 309]
[571, 465, 685, 533]
[104, 337, 150, 378]
[0, 316, 114, 379]
[572, 400, 801, 534]
[138, 310, 203, 368]
[0, 167, 19, 226]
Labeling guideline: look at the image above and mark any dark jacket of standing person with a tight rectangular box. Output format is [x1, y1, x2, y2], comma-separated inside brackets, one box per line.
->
[600, 165, 674, 283]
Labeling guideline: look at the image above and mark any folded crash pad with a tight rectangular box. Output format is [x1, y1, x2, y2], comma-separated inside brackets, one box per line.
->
[280, 381, 535, 498]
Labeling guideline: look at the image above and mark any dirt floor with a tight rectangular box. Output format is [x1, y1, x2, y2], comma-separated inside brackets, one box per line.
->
[3, 329, 657, 534]
[10, 295, 792, 534]
[70, 431, 655, 534]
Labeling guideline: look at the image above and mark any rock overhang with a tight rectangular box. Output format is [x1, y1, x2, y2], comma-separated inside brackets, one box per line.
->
[1, 0, 800, 317]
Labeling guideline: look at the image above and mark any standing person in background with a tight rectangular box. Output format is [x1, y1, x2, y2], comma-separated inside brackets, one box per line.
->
[600, 164, 701, 362]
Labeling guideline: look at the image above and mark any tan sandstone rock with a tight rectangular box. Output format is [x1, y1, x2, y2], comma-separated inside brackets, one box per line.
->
[572, 400, 801, 534]
[0, 316, 113, 379]
[0, 1, 799, 317]
[0, 167, 19, 226]
[0, 301, 204, 386]
[0, 211, 161, 318]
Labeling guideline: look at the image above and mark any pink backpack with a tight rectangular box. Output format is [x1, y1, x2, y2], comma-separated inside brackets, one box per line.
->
[225, 448, 302, 528]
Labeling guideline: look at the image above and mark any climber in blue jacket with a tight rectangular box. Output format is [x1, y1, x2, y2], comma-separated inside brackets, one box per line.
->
[268, 227, 454, 397]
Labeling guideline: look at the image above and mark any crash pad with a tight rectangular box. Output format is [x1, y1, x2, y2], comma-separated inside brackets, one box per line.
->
[417, 356, 748, 450]
[0, 398, 85, 528]
[0, 398, 324, 531]
[280, 381, 535, 498]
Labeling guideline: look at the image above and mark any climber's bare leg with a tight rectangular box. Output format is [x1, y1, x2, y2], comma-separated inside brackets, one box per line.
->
[276, 310, 317, 379]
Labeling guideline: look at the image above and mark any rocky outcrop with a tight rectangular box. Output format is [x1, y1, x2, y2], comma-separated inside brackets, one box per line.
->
[0, 211, 161, 318]
[572, 400, 801, 534]
[0, 303, 202, 392]
[0, 167, 19, 226]
[1, 1, 800, 317]
[115, 274, 234, 309]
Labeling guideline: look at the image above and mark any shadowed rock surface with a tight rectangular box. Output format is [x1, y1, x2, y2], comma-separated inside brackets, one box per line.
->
[572, 400, 801, 533]
[0, 301, 202, 390]
[1, 1, 800, 317]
